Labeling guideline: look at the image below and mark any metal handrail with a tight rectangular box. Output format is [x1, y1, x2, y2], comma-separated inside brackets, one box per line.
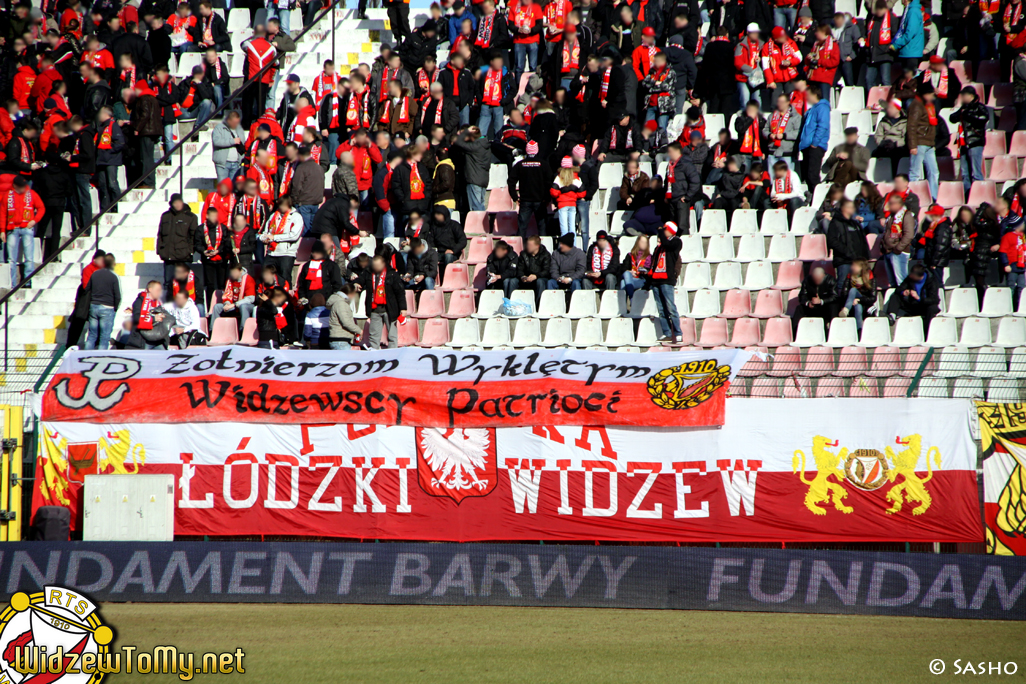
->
[0, 1, 342, 370]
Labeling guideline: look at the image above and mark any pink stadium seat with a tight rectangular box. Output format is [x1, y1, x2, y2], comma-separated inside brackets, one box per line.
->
[938, 156, 958, 182]
[834, 345, 869, 377]
[679, 317, 698, 346]
[464, 211, 489, 235]
[238, 318, 258, 346]
[783, 376, 812, 398]
[988, 155, 1019, 182]
[418, 318, 451, 347]
[199, 318, 209, 336]
[1010, 130, 1026, 157]
[865, 86, 890, 110]
[768, 345, 801, 376]
[728, 318, 761, 347]
[487, 187, 515, 212]
[720, 289, 752, 318]
[445, 289, 476, 318]
[412, 289, 445, 318]
[772, 260, 803, 290]
[737, 346, 769, 375]
[209, 317, 240, 345]
[908, 181, 932, 209]
[987, 84, 1014, 108]
[875, 181, 894, 196]
[751, 377, 780, 397]
[752, 289, 784, 318]
[976, 60, 1000, 85]
[441, 263, 471, 291]
[937, 181, 965, 207]
[500, 236, 524, 254]
[516, 72, 534, 99]
[814, 377, 845, 397]
[785, 288, 801, 316]
[950, 60, 971, 84]
[493, 211, 518, 236]
[801, 346, 835, 377]
[901, 345, 937, 377]
[873, 259, 891, 290]
[464, 236, 493, 264]
[983, 131, 1007, 159]
[728, 379, 749, 397]
[883, 376, 913, 397]
[397, 318, 420, 346]
[848, 376, 880, 398]
[967, 181, 998, 206]
[998, 106, 1019, 133]
[868, 346, 901, 377]
[697, 318, 729, 347]
[405, 290, 417, 314]
[763, 319, 794, 349]
[965, 82, 985, 102]
[798, 234, 829, 261]
[866, 233, 882, 259]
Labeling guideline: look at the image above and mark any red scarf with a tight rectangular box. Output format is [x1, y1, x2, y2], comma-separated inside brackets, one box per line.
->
[651, 251, 668, 279]
[280, 160, 295, 195]
[773, 173, 792, 196]
[476, 13, 495, 46]
[346, 89, 367, 127]
[120, 65, 136, 88]
[647, 66, 669, 106]
[600, 67, 612, 104]
[306, 260, 324, 291]
[1005, 1, 1024, 45]
[433, 96, 445, 125]
[416, 67, 438, 93]
[544, 0, 568, 38]
[665, 159, 675, 199]
[763, 39, 800, 82]
[95, 121, 114, 150]
[205, 58, 222, 81]
[138, 295, 158, 330]
[380, 67, 400, 101]
[372, 271, 387, 306]
[924, 100, 938, 126]
[224, 273, 250, 304]
[769, 108, 790, 147]
[483, 69, 504, 105]
[590, 244, 612, 283]
[889, 206, 907, 236]
[561, 39, 580, 73]
[740, 117, 763, 157]
[379, 96, 412, 124]
[204, 222, 224, 261]
[870, 12, 891, 45]
[409, 162, 425, 199]
[173, 270, 196, 300]
[930, 67, 948, 98]
[266, 210, 289, 251]
[313, 71, 338, 103]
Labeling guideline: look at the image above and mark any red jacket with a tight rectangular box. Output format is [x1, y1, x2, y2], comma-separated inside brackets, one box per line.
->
[30, 67, 62, 114]
[244, 37, 277, 85]
[13, 66, 36, 110]
[550, 174, 585, 208]
[0, 109, 14, 161]
[0, 189, 45, 232]
[632, 44, 659, 81]
[733, 38, 764, 83]
[40, 112, 66, 152]
[806, 36, 840, 84]
[338, 140, 382, 191]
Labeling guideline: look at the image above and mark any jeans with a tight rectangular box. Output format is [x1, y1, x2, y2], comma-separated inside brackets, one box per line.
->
[467, 184, 486, 213]
[74, 173, 93, 232]
[865, 62, 893, 89]
[266, 0, 291, 32]
[557, 205, 576, 240]
[644, 107, 669, 131]
[835, 264, 851, 295]
[621, 272, 646, 300]
[773, 6, 796, 28]
[961, 146, 985, 197]
[380, 207, 397, 238]
[514, 42, 539, 81]
[95, 165, 121, 213]
[576, 199, 590, 249]
[210, 299, 255, 328]
[909, 145, 938, 201]
[767, 155, 794, 172]
[651, 282, 682, 338]
[162, 123, 176, 157]
[843, 288, 866, 331]
[488, 277, 518, 298]
[215, 161, 242, 183]
[737, 81, 761, 109]
[6, 227, 34, 285]
[326, 132, 340, 161]
[459, 104, 471, 126]
[406, 276, 436, 291]
[547, 277, 582, 291]
[1007, 271, 1025, 310]
[478, 104, 505, 139]
[181, 99, 214, 125]
[85, 304, 116, 350]
[884, 252, 909, 287]
[329, 340, 352, 350]
[297, 204, 319, 234]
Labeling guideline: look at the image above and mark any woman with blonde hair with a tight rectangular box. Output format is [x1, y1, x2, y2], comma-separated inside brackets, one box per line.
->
[550, 157, 585, 245]
[619, 234, 652, 300]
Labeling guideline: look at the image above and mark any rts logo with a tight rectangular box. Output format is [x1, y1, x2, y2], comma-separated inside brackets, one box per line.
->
[0, 586, 113, 684]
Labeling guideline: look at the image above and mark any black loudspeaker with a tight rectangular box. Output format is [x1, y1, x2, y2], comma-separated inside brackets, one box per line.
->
[30, 506, 71, 541]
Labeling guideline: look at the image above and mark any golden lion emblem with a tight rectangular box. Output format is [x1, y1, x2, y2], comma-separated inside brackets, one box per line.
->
[793, 435, 854, 515]
[884, 434, 941, 515]
[646, 360, 731, 410]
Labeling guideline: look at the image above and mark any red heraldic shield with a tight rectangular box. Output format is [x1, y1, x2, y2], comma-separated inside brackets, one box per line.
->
[417, 427, 497, 503]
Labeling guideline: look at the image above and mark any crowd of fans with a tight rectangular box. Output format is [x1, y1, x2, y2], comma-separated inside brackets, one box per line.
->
[0, 0, 1024, 351]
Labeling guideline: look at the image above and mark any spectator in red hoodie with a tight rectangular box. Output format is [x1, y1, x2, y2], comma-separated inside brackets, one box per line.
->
[337, 128, 382, 204]
[30, 56, 62, 115]
[13, 59, 36, 112]
[1, 176, 46, 286]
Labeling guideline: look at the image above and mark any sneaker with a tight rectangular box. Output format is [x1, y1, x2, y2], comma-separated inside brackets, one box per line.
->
[888, 313, 897, 325]
[658, 334, 671, 342]
[625, 226, 641, 236]
[838, 307, 849, 318]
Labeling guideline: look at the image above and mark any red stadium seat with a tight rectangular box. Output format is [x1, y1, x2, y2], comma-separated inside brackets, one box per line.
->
[762, 317, 794, 348]
[965, 82, 986, 102]
[679, 317, 698, 346]
[418, 318, 451, 347]
[834, 345, 869, 377]
[209, 317, 240, 346]
[752, 289, 784, 318]
[463, 236, 493, 264]
[950, 60, 971, 85]
[772, 260, 803, 290]
[238, 318, 258, 346]
[908, 181, 932, 209]
[988, 155, 1020, 182]
[867, 233, 882, 259]
[937, 181, 965, 207]
[751, 377, 780, 397]
[720, 289, 752, 318]
[441, 263, 471, 291]
[868, 346, 901, 377]
[412, 289, 445, 318]
[487, 187, 515, 212]
[397, 318, 420, 346]
[976, 60, 1000, 85]
[728, 317, 761, 347]
[472, 267, 489, 290]
[814, 377, 844, 397]
[848, 376, 881, 397]
[697, 318, 729, 347]
[883, 376, 913, 397]
[987, 84, 1014, 108]
[865, 86, 890, 110]
[801, 346, 835, 377]
[784, 376, 812, 398]
[500, 236, 524, 254]
[968, 180, 998, 206]
[798, 234, 829, 261]
[493, 211, 518, 235]
[1010, 130, 1026, 157]
[405, 290, 417, 314]
[445, 289, 476, 318]
[464, 211, 489, 235]
[983, 131, 1007, 159]
[767, 345, 801, 376]
[901, 345, 937, 377]
[737, 346, 770, 375]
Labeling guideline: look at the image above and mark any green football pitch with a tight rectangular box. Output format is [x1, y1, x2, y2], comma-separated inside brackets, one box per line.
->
[102, 604, 1023, 683]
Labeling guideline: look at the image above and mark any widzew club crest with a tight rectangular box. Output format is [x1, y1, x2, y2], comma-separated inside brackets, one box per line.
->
[417, 428, 497, 503]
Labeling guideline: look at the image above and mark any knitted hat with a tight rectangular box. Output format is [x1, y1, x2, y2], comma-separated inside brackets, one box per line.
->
[561, 156, 573, 168]
[526, 140, 539, 155]
[558, 233, 576, 247]
[572, 144, 586, 158]
[663, 221, 678, 236]
[771, 26, 786, 39]
[43, 98, 56, 110]
[644, 120, 659, 131]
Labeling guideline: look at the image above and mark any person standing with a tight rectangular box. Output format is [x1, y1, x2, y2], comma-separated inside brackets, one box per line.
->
[453, 126, 491, 213]
[131, 80, 163, 188]
[949, 85, 989, 199]
[157, 193, 199, 295]
[1, 177, 45, 287]
[290, 145, 326, 233]
[880, 192, 916, 288]
[891, 0, 924, 72]
[359, 254, 407, 349]
[93, 107, 125, 213]
[798, 87, 830, 197]
[665, 142, 700, 235]
[38, 122, 73, 262]
[648, 221, 683, 343]
[510, 140, 553, 239]
[84, 253, 121, 350]
[905, 83, 940, 203]
[211, 110, 246, 183]
[259, 196, 304, 286]
[387, 0, 412, 44]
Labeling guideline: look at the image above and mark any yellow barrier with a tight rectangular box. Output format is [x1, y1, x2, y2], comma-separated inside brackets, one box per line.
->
[0, 404, 24, 541]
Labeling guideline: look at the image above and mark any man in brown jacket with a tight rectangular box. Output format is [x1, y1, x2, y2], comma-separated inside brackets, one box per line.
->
[290, 145, 326, 234]
[821, 127, 870, 186]
[881, 193, 916, 288]
[131, 81, 164, 188]
[618, 159, 650, 210]
[376, 81, 418, 139]
[905, 83, 939, 204]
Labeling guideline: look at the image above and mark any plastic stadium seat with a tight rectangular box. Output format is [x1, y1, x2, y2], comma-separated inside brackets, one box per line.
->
[736, 346, 769, 376]
[419, 318, 451, 347]
[704, 234, 736, 262]
[678, 317, 698, 345]
[865, 85, 890, 110]
[699, 210, 727, 235]
[446, 289, 477, 318]
[960, 316, 993, 346]
[629, 290, 659, 318]
[396, 317, 420, 347]
[744, 261, 775, 290]
[1011, 346, 1026, 374]
[983, 131, 1008, 158]
[761, 317, 794, 347]
[767, 235, 797, 262]
[500, 236, 524, 254]
[464, 211, 488, 235]
[680, 235, 705, 262]
[472, 268, 490, 291]
[720, 289, 752, 318]
[674, 288, 691, 317]
[482, 318, 512, 346]
[925, 317, 956, 350]
[967, 181, 997, 206]
[908, 181, 933, 210]
[542, 317, 574, 346]
[712, 262, 743, 290]
[836, 86, 865, 113]
[794, 318, 826, 347]
[867, 346, 900, 377]
[849, 376, 881, 398]
[227, 9, 252, 31]
[599, 289, 629, 318]
[783, 376, 812, 397]
[683, 262, 712, 289]
[790, 207, 817, 235]
[996, 316, 1026, 347]
[238, 318, 258, 346]
[536, 290, 567, 318]
[936, 345, 971, 376]
[937, 181, 965, 207]
[988, 377, 1021, 401]
[834, 346, 869, 377]
[952, 377, 985, 399]
[977, 59, 1001, 84]
[463, 236, 493, 264]
[474, 290, 505, 318]
[687, 289, 721, 318]
[900, 346, 937, 377]
[751, 377, 781, 397]
[768, 345, 801, 376]
[509, 317, 541, 346]
[487, 187, 515, 212]
[736, 234, 766, 262]
[752, 290, 783, 318]
[697, 318, 729, 347]
[980, 287, 1013, 317]
[946, 287, 980, 317]
[1011, 130, 1026, 157]
[440, 263, 470, 291]
[488, 164, 508, 189]
[845, 109, 874, 137]
[973, 346, 1007, 377]
[730, 209, 758, 234]
[826, 318, 859, 347]
[209, 318, 240, 345]
[883, 376, 913, 397]
[598, 163, 624, 188]
[798, 234, 829, 261]
[891, 317, 925, 347]
[493, 212, 518, 235]
[916, 376, 950, 397]
[988, 155, 1019, 181]
[448, 318, 482, 347]
[604, 317, 635, 346]
[572, 317, 603, 347]
[760, 209, 789, 234]
[801, 346, 835, 377]
[725, 318, 759, 347]
[568, 290, 598, 318]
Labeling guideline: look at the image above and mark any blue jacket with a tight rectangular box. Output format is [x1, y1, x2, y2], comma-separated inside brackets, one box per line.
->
[798, 100, 831, 151]
[892, 0, 925, 59]
[448, 11, 477, 46]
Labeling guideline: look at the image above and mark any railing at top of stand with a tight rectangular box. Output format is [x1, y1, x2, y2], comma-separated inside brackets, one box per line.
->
[0, 2, 342, 371]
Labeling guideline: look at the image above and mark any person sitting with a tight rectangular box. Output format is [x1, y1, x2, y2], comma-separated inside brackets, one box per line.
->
[403, 237, 439, 294]
[854, 181, 885, 234]
[918, 204, 951, 283]
[885, 263, 941, 334]
[210, 261, 257, 331]
[429, 205, 466, 280]
[826, 198, 869, 288]
[485, 240, 519, 298]
[516, 235, 551, 308]
[584, 230, 620, 291]
[326, 284, 362, 350]
[619, 234, 651, 301]
[622, 176, 668, 236]
[297, 241, 345, 305]
[402, 209, 433, 250]
[739, 162, 770, 213]
[769, 159, 805, 220]
[618, 159, 650, 211]
[125, 280, 170, 350]
[791, 266, 837, 336]
[837, 258, 877, 333]
[168, 289, 203, 347]
[710, 155, 745, 219]
[815, 183, 845, 234]
[822, 126, 870, 188]
[548, 232, 586, 293]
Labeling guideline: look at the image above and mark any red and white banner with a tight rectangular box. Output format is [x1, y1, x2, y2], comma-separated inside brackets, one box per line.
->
[42, 348, 750, 428]
[35, 399, 983, 543]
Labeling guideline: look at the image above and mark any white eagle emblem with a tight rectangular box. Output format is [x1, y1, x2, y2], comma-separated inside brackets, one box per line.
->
[420, 428, 492, 491]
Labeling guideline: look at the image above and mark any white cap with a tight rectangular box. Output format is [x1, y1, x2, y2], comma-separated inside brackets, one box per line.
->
[747, 22, 761, 33]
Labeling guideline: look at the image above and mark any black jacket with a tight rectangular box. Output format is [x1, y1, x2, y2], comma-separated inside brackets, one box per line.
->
[37, 146, 74, 204]
[438, 64, 475, 110]
[390, 160, 434, 211]
[578, 158, 600, 201]
[970, 204, 1001, 276]
[65, 126, 97, 175]
[922, 217, 953, 269]
[649, 235, 683, 282]
[798, 275, 839, 308]
[406, 247, 440, 279]
[891, 273, 941, 316]
[82, 80, 112, 122]
[297, 258, 344, 301]
[189, 13, 231, 51]
[397, 29, 437, 71]
[418, 96, 459, 136]
[949, 99, 989, 149]
[486, 250, 518, 280]
[429, 206, 467, 255]
[194, 220, 233, 262]
[517, 245, 552, 279]
[826, 216, 869, 266]
[668, 155, 701, 202]
[157, 204, 198, 262]
[357, 268, 407, 320]
[585, 242, 621, 284]
[111, 32, 154, 75]
[310, 195, 353, 239]
[146, 27, 172, 69]
[509, 156, 553, 203]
